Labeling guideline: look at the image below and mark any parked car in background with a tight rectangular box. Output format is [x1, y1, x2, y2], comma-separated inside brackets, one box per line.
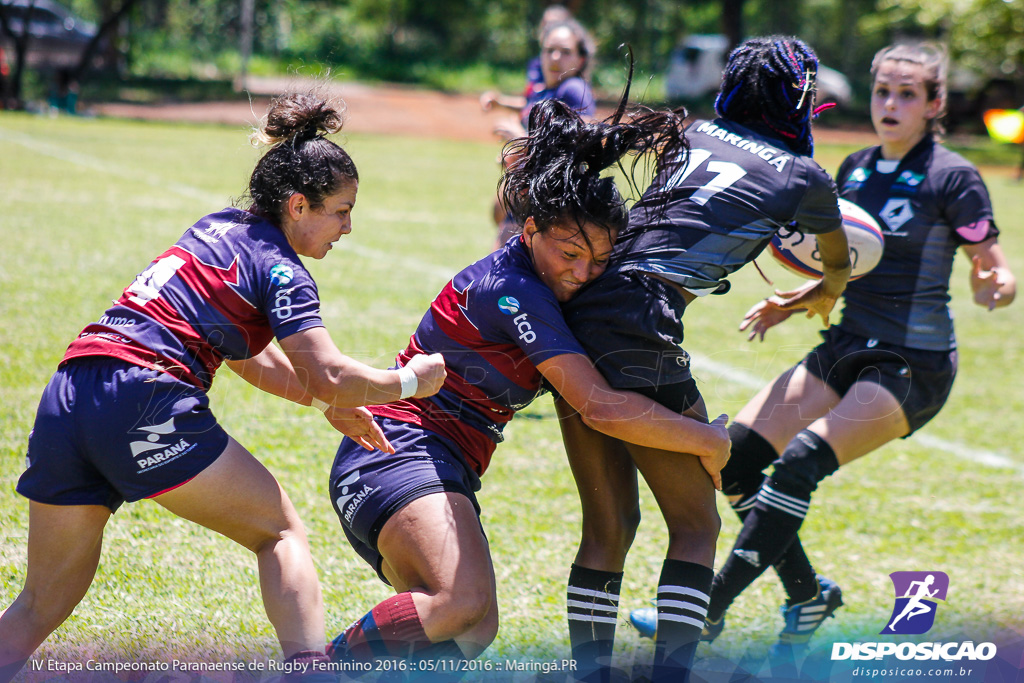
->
[0, 0, 99, 71]
[665, 34, 853, 107]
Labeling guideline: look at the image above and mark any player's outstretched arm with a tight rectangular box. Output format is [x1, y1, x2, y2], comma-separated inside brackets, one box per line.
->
[964, 238, 1016, 310]
[226, 342, 310, 403]
[537, 352, 731, 489]
[278, 327, 446, 408]
[225, 342, 396, 451]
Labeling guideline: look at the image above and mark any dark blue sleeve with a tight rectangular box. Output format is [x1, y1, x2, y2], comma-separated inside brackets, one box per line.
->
[482, 273, 588, 365]
[555, 78, 596, 117]
[254, 250, 324, 341]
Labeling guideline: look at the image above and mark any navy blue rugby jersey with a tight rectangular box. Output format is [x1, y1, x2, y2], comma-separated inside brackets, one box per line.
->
[62, 208, 323, 389]
[835, 136, 999, 351]
[371, 236, 587, 476]
[613, 118, 842, 294]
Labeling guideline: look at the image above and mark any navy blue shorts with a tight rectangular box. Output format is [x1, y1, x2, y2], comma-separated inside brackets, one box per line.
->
[799, 327, 958, 436]
[18, 357, 229, 511]
[329, 417, 482, 584]
[561, 268, 701, 414]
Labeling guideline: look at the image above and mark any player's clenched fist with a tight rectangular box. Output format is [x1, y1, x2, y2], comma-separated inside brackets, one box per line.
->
[405, 353, 446, 398]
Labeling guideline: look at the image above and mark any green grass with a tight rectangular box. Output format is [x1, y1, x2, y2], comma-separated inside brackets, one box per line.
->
[2, 111, 1023, 679]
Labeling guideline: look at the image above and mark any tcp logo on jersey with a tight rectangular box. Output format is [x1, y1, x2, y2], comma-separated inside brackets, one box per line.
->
[894, 170, 925, 195]
[844, 167, 872, 190]
[269, 264, 294, 287]
[498, 296, 520, 315]
[881, 571, 949, 635]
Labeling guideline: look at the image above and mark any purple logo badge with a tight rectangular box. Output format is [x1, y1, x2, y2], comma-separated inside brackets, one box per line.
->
[881, 571, 949, 635]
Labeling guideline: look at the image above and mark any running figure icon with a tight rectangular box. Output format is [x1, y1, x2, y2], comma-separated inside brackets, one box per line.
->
[888, 575, 939, 630]
[882, 571, 949, 635]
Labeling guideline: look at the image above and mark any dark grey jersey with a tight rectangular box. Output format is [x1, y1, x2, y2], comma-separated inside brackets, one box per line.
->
[613, 118, 841, 294]
[836, 137, 999, 351]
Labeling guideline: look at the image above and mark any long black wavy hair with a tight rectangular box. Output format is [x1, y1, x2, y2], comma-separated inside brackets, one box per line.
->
[714, 36, 820, 155]
[500, 77, 689, 245]
[242, 91, 359, 224]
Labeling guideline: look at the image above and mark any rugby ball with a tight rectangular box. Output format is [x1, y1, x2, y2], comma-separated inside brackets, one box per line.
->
[769, 198, 884, 280]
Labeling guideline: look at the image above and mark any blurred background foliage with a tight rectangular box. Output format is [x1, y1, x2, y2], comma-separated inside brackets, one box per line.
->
[3, 0, 1022, 127]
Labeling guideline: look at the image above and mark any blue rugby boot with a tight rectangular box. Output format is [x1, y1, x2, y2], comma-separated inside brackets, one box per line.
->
[769, 574, 843, 659]
[628, 605, 657, 639]
[629, 605, 726, 643]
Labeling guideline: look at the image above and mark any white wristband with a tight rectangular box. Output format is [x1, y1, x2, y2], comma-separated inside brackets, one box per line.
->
[398, 366, 418, 399]
[310, 397, 330, 413]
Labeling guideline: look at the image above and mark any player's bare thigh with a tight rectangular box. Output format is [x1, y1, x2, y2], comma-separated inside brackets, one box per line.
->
[735, 364, 841, 453]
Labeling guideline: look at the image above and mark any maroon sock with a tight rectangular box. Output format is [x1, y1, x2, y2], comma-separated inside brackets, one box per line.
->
[342, 592, 428, 660]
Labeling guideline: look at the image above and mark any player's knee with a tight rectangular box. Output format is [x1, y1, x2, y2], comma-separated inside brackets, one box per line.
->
[249, 521, 309, 557]
[580, 504, 640, 557]
[9, 587, 81, 636]
[665, 504, 720, 550]
[767, 430, 839, 497]
[434, 581, 493, 638]
[721, 423, 779, 497]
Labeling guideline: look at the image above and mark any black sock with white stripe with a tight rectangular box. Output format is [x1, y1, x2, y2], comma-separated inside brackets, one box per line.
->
[710, 431, 837, 621]
[730, 494, 819, 606]
[567, 564, 622, 683]
[652, 560, 713, 683]
[709, 484, 809, 621]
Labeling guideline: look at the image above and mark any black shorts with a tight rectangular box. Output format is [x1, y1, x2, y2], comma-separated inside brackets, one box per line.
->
[561, 268, 702, 414]
[329, 417, 482, 585]
[799, 327, 958, 436]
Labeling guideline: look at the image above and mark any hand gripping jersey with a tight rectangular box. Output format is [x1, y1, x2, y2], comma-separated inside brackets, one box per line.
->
[370, 237, 587, 476]
[614, 118, 842, 294]
[61, 208, 324, 389]
[835, 137, 999, 350]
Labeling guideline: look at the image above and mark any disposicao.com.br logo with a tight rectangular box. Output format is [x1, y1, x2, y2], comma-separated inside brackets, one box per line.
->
[831, 571, 997, 663]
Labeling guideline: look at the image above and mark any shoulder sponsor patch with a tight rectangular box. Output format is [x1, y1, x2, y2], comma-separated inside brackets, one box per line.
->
[498, 295, 520, 315]
[269, 264, 294, 286]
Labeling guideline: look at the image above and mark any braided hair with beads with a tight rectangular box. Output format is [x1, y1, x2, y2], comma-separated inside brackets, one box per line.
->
[714, 36, 821, 155]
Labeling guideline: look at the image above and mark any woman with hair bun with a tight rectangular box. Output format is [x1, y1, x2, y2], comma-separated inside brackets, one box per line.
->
[0, 91, 446, 682]
[325, 97, 730, 668]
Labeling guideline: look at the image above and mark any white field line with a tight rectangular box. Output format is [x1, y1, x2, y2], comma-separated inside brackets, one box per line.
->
[6, 126, 1020, 475]
[0, 127, 225, 206]
[691, 353, 1024, 477]
[2, 127, 461, 283]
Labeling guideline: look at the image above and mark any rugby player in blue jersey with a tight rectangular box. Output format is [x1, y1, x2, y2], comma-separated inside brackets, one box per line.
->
[0, 92, 446, 683]
[670, 41, 1015, 659]
[325, 98, 735, 671]
[557, 37, 856, 683]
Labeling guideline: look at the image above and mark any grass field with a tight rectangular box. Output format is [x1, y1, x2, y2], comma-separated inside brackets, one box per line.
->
[2, 111, 1023, 681]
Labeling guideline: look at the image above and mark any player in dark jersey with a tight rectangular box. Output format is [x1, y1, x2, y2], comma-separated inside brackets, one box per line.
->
[324, 99, 733, 670]
[685, 41, 1016, 658]
[557, 37, 854, 683]
[0, 92, 447, 683]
